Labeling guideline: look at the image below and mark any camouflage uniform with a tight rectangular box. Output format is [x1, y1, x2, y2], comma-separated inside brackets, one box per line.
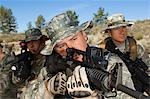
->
[45, 12, 136, 99]
[13, 29, 68, 99]
[106, 54, 135, 99]
[0, 44, 17, 99]
[101, 13, 150, 98]
[102, 14, 150, 73]
[12, 28, 61, 99]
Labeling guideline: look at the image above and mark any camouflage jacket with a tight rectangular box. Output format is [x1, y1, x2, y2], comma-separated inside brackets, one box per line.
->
[0, 53, 17, 99]
[99, 37, 150, 76]
[12, 54, 49, 99]
[105, 53, 135, 99]
[115, 39, 150, 76]
[19, 67, 54, 99]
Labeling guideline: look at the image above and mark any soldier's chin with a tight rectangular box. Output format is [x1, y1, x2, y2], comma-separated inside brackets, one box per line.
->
[30, 50, 39, 55]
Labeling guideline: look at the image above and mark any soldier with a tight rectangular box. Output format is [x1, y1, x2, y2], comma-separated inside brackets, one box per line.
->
[12, 28, 67, 99]
[45, 12, 136, 99]
[0, 43, 16, 99]
[99, 13, 150, 96]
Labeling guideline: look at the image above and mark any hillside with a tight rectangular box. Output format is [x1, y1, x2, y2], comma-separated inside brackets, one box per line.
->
[0, 19, 150, 54]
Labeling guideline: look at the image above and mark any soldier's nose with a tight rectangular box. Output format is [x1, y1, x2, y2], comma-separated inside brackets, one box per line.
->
[66, 42, 72, 48]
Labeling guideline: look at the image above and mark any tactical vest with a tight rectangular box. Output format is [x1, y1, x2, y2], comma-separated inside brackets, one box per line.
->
[99, 36, 137, 61]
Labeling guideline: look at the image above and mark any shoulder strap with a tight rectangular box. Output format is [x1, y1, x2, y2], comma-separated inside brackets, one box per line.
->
[99, 36, 137, 61]
[127, 36, 137, 61]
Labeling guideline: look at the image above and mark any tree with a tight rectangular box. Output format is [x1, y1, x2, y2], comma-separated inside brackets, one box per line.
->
[27, 22, 33, 30]
[35, 15, 45, 29]
[66, 10, 79, 26]
[0, 5, 17, 33]
[93, 7, 108, 24]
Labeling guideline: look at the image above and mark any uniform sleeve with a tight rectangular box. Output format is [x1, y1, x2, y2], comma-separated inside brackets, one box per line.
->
[106, 54, 135, 99]
[19, 79, 54, 99]
[19, 67, 54, 99]
[0, 54, 16, 97]
[137, 44, 150, 76]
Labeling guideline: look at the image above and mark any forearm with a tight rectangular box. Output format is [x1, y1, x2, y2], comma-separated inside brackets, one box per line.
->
[19, 79, 54, 99]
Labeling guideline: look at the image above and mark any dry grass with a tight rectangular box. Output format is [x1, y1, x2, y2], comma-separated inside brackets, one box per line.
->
[0, 33, 25, 43]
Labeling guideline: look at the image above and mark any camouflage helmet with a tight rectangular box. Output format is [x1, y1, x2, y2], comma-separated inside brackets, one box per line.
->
[24, 28, 48, 42]
[103, 13, 134, 32]
[45, 12, 93, 49]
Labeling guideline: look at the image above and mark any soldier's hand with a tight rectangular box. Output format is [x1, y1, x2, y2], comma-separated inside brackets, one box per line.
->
[48, 72, 67, 95]
[67, 66, 94, 98]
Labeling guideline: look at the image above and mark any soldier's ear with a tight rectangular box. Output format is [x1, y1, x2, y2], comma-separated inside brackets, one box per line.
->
[107, 30, 112, 37]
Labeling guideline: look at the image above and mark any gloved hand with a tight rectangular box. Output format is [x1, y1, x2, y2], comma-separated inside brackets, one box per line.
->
[48, 72, 67, 95]
[67, 66, 94, 98]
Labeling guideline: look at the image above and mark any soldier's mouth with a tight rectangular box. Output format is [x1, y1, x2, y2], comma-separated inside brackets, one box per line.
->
[73, 54, 83, 62]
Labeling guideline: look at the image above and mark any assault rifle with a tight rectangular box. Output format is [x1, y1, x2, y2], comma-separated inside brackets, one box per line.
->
[65, 47, 150, 99]
[11, 40, 32, 81]
[66, 48, 150, 99]
[105, 39, 150, 95]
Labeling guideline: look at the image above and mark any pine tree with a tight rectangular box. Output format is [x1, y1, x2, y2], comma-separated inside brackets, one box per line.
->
[0, 6, 17, 33]
[93, 7, 108, 24]
[35, 15, 45, 29]
[66, 10, 79, 26]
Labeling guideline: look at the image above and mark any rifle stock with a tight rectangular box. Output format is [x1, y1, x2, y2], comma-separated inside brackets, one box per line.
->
[116, 84, 150, 99]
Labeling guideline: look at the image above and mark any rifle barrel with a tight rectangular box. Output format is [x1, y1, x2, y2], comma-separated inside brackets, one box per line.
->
[116, 84, 150, 99]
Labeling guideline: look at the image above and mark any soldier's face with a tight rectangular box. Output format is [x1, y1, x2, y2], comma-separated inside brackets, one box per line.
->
[110, 26, 127, 44]
[27, 40, 44, 55]
[54, 31, 88, 62]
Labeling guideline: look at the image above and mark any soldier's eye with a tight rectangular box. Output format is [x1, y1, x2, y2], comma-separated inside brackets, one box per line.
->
[72, 37, 77, 41]
[57, 44, 65, 49]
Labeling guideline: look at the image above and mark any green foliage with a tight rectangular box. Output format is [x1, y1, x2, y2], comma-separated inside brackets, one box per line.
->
[66, 10, 79, 26]
[0, 5, 17, 33]
[35, 15, 45, 29]
[93, 7, 108, 24]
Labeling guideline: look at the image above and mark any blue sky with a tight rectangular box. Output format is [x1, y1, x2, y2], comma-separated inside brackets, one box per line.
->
[1, 0, 150, 32]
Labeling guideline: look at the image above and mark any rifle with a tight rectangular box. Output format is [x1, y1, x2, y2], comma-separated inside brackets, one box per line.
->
[65, 47, 150, 99]
[11, 40, 32, 81]
[48, 49, 150, 99]
[110, 63, 150, 99]
[105, 39, 150, 95]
